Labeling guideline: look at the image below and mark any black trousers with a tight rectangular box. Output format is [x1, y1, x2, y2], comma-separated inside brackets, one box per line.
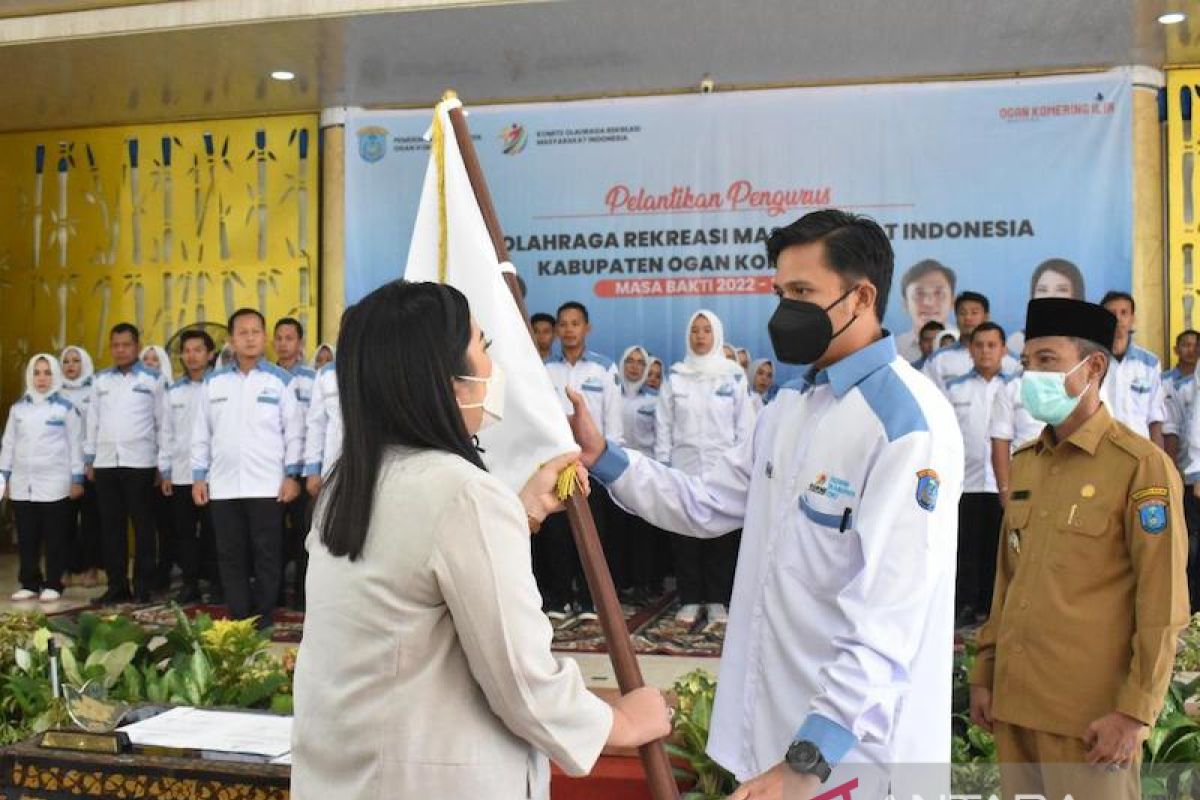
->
[154, 491, 175, 585]
[1184, 487, 1200, 613]
[13, 499, 73, 592]
[671, 530, 741, 605]
[612, 505, 668, 593]
[209, 498, 283, 625]
[957, 492, 1003, 615]
[94, 467, 158, 595]
[281, 492, 310, 607]
[533, 486, 613, 608]
[68, 479, 102, 573]
[171, 486, 215, 589]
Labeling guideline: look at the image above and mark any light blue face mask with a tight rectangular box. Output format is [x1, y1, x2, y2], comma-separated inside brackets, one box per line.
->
[1020, 358, 1091, 426]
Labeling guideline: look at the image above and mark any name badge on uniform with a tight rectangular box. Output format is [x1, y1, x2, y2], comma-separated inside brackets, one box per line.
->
[257, 393, 280, 405]
[44, 418, 65, 427]
[132, 385, 152, 395]
[581, 379, 604, 393]
[715, 385, 735, 398]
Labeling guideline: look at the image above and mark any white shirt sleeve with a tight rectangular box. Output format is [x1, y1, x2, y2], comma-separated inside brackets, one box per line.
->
[158, 388, 174, 480]
[733, 375, 756, 444]
[190, 386, 212, 482]
[594, 427, 753, 539]
[282, 380, 304, 476]
[84, 378, 98, 464]
[67, 404, 85, 483]
[0, 406, 15, 485]
[988, 381, 1015, 442]
[304, 377, 328, 477]
[1149, 369, 1168, 426]
[655, 378, 674, 465]
[603, 364, 624, 446]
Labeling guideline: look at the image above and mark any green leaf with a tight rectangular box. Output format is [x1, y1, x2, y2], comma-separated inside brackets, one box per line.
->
[97, 641, 140, 689]
[59, 645, 82, 687]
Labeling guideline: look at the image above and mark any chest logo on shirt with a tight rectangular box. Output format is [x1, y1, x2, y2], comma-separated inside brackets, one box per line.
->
[715, 384, 735, 398]
[807, 473, 856, 500]
[581, 378, 604, 393]
[1131, 381, 1152, 394]
[915, 469, 940, 512]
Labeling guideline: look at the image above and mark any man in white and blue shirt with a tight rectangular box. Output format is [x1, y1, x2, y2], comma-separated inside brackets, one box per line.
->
[158, 329, 216, 605]
[540, 301, 624, 620]
[1165, 328, 1200, 610]
[1100, 291, 1167, 447]
[84, 323, 167, 604]
[568, 211, 962, 799]
[923, 291, 1020, 392]
[945, 322, 1014, 626]
[192, 309, 303, 627]
[274, 316, 316, 611]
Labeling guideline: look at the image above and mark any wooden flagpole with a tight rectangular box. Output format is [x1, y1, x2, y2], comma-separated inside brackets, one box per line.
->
[446, 102, 681, 800]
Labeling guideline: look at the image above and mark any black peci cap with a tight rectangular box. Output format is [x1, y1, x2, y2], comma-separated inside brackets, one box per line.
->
[1024, 298, 1117, 350]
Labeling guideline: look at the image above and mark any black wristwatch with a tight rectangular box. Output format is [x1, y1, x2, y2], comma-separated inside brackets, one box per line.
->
[785, 740, 832, 783]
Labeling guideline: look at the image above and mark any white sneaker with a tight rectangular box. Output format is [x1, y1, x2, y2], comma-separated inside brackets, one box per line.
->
[706, 603, 728, 624]
[10, 589, 36, 601]
[38, 588, 61, 603]
[675, 603, 702, 625]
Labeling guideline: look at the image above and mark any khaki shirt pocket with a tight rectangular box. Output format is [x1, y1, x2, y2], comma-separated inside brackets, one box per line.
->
[1052, 502, 1122, 575]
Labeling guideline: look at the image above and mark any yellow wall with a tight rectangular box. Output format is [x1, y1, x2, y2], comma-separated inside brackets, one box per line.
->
[1168, 70, 1200, 353]
[0, 113, 318, 404]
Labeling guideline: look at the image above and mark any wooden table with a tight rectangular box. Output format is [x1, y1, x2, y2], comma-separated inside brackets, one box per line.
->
[0, 737, 290, 800]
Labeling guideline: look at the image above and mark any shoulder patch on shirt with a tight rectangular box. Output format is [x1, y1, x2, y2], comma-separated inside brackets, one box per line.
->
[1138, 499, 1169, 534]
[916, 469, 940, 511]
[1131, 486, 1170, 502]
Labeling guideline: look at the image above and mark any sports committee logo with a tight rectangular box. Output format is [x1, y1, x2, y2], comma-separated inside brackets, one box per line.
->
[357, 126, 389, 163]
[499, 123, 528, 155]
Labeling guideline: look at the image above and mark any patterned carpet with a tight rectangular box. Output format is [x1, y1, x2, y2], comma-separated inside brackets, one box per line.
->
[550, 593, 725, 658]
[47, 591, 727, 657]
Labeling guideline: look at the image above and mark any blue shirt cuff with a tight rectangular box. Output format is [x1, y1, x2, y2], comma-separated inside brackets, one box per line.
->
[302, 462, 322, 477]
[84, 454, 95, 466]
[192, 469, 208, 481]
[286, 463, 303, 477]
[71, 473, 85, 484]
[796, 713, 857, 766]
[591, 440, 630, 484]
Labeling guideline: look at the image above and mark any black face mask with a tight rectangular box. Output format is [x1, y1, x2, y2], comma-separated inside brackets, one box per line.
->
[767, 286, 860, 365]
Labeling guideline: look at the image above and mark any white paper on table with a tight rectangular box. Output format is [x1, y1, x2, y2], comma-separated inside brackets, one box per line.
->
[118, 707, 292, 758]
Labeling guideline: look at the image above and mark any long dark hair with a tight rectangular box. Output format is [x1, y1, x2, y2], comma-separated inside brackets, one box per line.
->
[320, 280, 485, 561]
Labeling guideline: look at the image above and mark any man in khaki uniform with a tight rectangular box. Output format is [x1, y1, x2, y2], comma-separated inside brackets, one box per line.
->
[970, 298, 1189, 800]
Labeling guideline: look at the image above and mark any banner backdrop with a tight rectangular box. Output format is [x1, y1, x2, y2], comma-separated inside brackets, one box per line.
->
[345, 70, 1132, 374]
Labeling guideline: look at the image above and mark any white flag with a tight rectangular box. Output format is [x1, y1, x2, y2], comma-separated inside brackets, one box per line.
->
[404, 97, 578, 492]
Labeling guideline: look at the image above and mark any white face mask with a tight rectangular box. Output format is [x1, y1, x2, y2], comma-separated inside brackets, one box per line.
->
[457, 362, 506, 432]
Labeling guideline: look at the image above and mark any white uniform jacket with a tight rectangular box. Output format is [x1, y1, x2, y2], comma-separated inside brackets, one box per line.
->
[591, 334, 963, 781]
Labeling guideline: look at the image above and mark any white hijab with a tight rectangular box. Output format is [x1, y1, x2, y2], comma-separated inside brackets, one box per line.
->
[140, 345, 174, 383]
[675, 310, 744, 377]
[620, 345, 650, 397]
[59, 345, 94, 390]
[25, 353, 63, 402]
[748, 358, 775, 396]
[313, 342, 336, 367]
[646, 356, 664, 391]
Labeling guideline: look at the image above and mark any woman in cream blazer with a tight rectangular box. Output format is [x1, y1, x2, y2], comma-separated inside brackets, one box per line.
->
[291, 280, 670, 800]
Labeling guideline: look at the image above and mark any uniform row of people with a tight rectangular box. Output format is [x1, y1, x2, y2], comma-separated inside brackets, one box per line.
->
[0, 314, 342, 629]
[913, 288, 1200, 624]
[529, 301, 775, 628]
